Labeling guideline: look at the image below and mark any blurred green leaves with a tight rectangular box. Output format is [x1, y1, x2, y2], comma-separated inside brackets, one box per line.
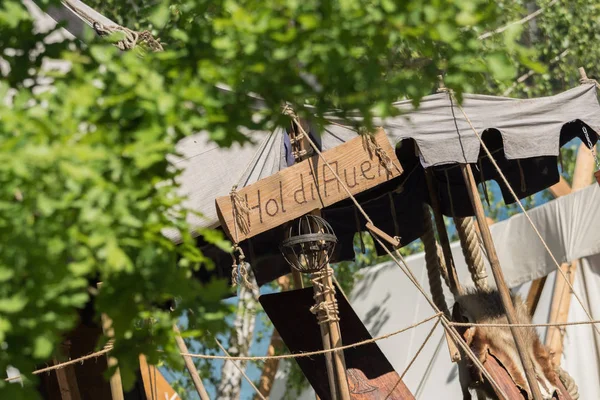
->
[0, 0, 562, 398]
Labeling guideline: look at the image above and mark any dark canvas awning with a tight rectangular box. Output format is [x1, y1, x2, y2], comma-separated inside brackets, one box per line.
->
[171, 85, 600, 287]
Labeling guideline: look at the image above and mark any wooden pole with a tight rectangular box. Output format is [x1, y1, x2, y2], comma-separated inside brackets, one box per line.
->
[525, 176, 572, 315]
[545, 129, 595, 362]
[424, 169, 464, 296]
[97, 283, 125, 400]
[319, 265, 351, 400]
[255, 275, 291, 400]
[288, 116, 350, 400]
[525, 276, 547, 318]
[53, 341, 82, 400]
[173, 324, 210, 400]
[460, 164, 544, 400]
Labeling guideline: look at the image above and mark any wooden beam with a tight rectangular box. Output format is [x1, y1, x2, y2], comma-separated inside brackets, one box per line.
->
[215, 128, 402, 242]
[288, 120, 343, 400]
[526, 174, 572, 316]
[546, 137, 595, 362]
[52, 340, 82, 400]
[97, 283, 125, 400]
[461, 164, 544, 400]
[172, 325, 210, 400]
[255, 276, 291, 400]
[526, 276, 548, 318]
[548, 176, 571, 198]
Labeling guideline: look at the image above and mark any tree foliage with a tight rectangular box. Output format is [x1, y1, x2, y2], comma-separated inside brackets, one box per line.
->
[0, 0, 593, 398]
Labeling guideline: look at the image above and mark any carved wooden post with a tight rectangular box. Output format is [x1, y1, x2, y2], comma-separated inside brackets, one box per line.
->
[460, 164, 544, 400]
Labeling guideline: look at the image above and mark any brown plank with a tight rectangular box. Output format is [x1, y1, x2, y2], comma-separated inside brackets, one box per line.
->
[548, 177, 571, 198]
[526, 276, 547, 318]
[483, 352, 527, 399]
[53, 358, 81, 400]
[216, 128, 402, 242]
[53, 341, 82, 400]
[259, 285, 415, 400]
[546, 141, 593, 362]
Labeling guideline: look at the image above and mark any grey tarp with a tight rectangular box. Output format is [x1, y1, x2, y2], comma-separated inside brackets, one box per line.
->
[169, 86, 599, 286]
[271, 184, 600, 400]
[170, 84, 600, 242]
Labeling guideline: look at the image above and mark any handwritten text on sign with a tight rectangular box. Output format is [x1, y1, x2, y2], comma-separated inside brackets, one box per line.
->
[215, 129, 403, 242]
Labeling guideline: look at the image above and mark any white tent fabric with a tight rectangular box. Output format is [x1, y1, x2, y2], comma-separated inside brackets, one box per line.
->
[270, 184, 600, 400]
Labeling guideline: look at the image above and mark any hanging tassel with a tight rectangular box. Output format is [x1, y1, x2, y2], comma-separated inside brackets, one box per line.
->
[231, 244, 256, 290]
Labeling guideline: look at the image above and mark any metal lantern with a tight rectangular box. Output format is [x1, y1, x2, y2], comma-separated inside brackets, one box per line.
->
[280, 215, 337, 273]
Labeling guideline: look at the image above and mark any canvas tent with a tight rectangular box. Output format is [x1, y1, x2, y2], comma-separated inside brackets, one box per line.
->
[173, 83, 600, 287]
[269, 184, 600, 400]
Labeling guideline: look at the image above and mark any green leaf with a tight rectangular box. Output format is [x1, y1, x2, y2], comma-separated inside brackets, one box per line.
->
[0, 295, 27, 314]
[149, 1, 170, 28]
[486, 53, 517, 81]
[33, 335, 53, 359]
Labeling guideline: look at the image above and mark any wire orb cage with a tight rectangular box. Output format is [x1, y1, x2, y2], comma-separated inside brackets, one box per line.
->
[280, 215, 338, 274]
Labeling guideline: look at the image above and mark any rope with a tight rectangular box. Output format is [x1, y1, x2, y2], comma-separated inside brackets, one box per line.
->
[450, 92, 600, 338]
[4, 344, 113, 382]
[230, 185, 250, 239]
[214, 337, 267, 400]
[310, 268, 340, 324]
[478, 0, 559, 40]
[180, 313, 443, 360]
[62, 0, 163, 52]
[230, 244, 256, 290]
[450, 319, 600, 328]
[436, 241, 450, 289]
[557, 366, 580, 400]
[369, 233, 510, 400]
[384, 318, 441, 400]
[361, 132, 394, 176]
[283, 106, 587, 398]
[453, 217, 489, 291]
[420, 205, 450, 317]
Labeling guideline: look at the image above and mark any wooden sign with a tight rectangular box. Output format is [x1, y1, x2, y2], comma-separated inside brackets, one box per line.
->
[259, 285, 414, 400]
[216, 128, 403, 242]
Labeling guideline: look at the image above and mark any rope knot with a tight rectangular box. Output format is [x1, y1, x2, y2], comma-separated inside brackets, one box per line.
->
[231, 244, 256, 290]
[230, 185, 250, 238]
[361, 132, 394, 175]
[92, 22, 163, 52]
[309, 268, 340, 324]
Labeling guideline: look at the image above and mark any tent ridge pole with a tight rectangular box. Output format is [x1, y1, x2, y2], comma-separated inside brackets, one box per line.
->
[460, 164, 544, 400]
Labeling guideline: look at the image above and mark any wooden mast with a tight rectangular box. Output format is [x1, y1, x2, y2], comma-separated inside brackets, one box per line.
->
[461, 164, 545, 400]
[290, 117, 350, 400]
